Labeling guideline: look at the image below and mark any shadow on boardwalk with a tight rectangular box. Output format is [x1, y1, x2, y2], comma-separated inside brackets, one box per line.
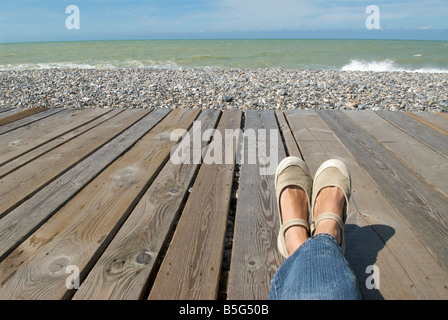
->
[346, 224, 395, 300]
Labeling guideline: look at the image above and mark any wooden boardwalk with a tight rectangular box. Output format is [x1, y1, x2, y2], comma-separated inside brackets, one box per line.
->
[0, 107, 447, 300]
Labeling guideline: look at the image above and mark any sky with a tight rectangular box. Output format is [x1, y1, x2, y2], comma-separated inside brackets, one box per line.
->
[0, 0, 447, 42]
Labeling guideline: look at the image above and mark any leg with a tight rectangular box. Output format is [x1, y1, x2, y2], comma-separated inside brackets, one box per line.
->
[270, 160, 362, 300]
[313, 186, 345, 245]
[269, 233, 362, 300]
[274, 156, 312, 258]
[279, 186, 309, 256]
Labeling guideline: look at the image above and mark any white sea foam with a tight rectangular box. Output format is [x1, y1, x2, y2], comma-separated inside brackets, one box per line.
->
[0, 62, 97, 71]
[0, 60, 182, 71]
[1, 58, 447, 73]
[341, 59, 448, 73]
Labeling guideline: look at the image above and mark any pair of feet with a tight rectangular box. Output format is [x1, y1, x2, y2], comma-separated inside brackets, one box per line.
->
[280, 185, 346, 257]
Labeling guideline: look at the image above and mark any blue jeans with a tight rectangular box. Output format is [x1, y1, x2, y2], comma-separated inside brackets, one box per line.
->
[269, 233, 362, 300]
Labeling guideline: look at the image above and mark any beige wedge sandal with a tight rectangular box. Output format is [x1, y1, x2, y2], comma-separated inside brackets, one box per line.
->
[310, 159, 351, 255]
[275, 156, 312, 258]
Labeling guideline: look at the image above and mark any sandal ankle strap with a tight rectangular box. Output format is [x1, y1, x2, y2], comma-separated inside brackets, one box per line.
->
[280, 218, 310, 235]
[277, 218, 309, 258]
[310, 212, 344, 236]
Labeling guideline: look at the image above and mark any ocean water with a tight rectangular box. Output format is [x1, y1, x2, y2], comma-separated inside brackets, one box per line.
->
[0, 39, 447, 72]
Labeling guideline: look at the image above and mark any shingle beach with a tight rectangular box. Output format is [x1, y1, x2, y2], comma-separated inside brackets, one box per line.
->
[1, 68, 447, 112]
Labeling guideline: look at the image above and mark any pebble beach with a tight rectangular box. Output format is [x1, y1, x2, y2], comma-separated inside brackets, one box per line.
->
[1, 68, 447, 112]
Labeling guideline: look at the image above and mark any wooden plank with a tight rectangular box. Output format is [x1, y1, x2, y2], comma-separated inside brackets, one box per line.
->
[0, 108, 109, 166]
[0, 109, 149, 217]
[317, 110, 448, 282]
[285, 111, 352, 174]
[0, 108, 63, 135]
[0, 108, 13, 114]
[0, 108, 26, 119]
[436, 112, 448, 121]
[0, 108, 48, 126]
[73, 110, 221, 300]
[0, 109, 170, 261]
[227, 110, 286, 300]
[346, 111, 448, 198]
[0, 108, 199, 300]
[275, 110, 301, 158]
[0, 109, 123, 178]
[376, 111, 448, 157]
[148, 110, 242, 300]
[404, 111, 448, 136]
[287, 110, 448, 299]
[286, 110, 409, 299]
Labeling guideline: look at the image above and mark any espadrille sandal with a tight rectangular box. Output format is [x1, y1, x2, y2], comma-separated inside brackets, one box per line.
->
[275, 156, 312, 258]
[310, 159, 351, 255]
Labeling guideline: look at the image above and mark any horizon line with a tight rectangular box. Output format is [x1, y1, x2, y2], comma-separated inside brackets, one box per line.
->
[2, 28, 448, 44]
[3, 36, 448, 45]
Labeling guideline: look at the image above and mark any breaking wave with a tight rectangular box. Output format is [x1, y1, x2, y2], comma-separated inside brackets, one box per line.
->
[341, 59, 448, 73]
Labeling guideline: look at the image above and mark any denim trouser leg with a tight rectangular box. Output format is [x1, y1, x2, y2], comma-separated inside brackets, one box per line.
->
[269, 233, 362, 300]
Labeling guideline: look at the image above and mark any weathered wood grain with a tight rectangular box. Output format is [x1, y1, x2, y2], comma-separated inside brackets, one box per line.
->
[0, 108, 63, 135]
[73, 110, 220, 300]
[0, 108, 48, 126]
[227, 110, 285, 300]
[0, 109, 170, 262]
[275, 110, 301, 158]
[436, 112, 448, 121]
[376, 111, 448, 157]
[0, 108, 13, 114]
[346, 111, 448, 198]
[0, 108, 109, 166]
[286, 110, 448, 299]
[404, 111, 448, 136]
[0, 108, 199, 300]
[0, 109, 148, 217]
[0, 108, 27, 119]
[0, 109, 123, 178]
[0, 109, 446, 300]
[149, 110, 242, 300]
[317, 110, 448, 278]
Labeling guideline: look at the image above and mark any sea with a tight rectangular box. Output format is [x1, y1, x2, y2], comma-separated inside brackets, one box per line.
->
[0, 39, 447, 73]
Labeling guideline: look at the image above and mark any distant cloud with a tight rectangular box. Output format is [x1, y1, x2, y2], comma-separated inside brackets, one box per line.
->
[141, 0, 448, 33]
[0, 0, 447, 42]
